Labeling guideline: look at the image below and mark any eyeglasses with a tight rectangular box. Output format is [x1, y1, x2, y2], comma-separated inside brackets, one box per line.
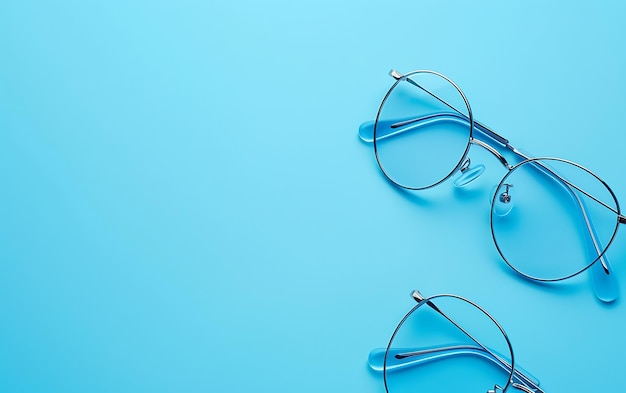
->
[359, 69, 626, 302]
[369, 290, 544, 393]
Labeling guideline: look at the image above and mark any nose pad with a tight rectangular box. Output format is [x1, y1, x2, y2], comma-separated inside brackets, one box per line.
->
[453, 158, 485, 187]
[490, 183, 515, 216]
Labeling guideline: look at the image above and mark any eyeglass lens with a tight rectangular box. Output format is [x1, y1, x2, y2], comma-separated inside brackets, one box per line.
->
[381, 295, 515, 393]
[491, 158, 619, 281]
[373, 71, 472, 190]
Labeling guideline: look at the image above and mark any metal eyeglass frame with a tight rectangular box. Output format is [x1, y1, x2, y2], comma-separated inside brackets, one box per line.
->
[359, 69, 626, 303]
[368, 290, 545, 393]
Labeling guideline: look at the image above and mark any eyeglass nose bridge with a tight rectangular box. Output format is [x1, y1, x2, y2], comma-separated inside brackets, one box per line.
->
[470, 138, 510, 169]
[453, 137, 510, 188]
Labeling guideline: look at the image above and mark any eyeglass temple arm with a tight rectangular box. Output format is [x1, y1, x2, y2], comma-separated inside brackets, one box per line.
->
[358, 111, 511, 167]
[389, 69, 511, 147]
[521, 157, 618, 302]
[368, 346, 542, 392]
[418, 292, 544, 393]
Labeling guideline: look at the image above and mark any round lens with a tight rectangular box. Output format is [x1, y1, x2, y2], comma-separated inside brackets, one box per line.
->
[491, 158, 620, 281]
[383, 294, 514, 393]
[373, 71, 473, 190]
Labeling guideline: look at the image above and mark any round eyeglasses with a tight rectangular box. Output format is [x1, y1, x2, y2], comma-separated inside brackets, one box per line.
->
[368, 290, 544, 393]
[359, 70, 626, 302]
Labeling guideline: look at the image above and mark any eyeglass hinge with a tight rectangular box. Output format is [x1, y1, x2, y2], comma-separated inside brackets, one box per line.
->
[389, 69, 404, 80]
[411, 290, 425, 302]
[619, 215, 626, 225]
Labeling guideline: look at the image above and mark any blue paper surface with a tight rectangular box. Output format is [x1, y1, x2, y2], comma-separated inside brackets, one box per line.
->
[2, 1, 626, 392]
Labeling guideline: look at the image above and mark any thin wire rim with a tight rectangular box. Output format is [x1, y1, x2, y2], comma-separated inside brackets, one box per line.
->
[373, 70, 474, 190]
[383, 293, 515, 393]
[490, 156, 622, 282]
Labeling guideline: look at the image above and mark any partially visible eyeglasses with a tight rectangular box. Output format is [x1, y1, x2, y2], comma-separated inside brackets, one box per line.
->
[359, 69, 625, 302]
[369, 290, 544, 393]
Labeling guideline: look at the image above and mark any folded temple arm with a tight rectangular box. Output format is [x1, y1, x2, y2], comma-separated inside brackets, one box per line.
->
[369, 345, 543, 392]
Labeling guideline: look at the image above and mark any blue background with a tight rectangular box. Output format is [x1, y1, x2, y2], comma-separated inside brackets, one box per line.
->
[1, 1, 626, 392]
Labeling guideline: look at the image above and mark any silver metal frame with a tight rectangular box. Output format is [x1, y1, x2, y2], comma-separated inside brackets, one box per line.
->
[490, 157, 621, 282]
[367, 69, 625, 300]
[382, 291, 544, 393]
[373, 70, 474, 191]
